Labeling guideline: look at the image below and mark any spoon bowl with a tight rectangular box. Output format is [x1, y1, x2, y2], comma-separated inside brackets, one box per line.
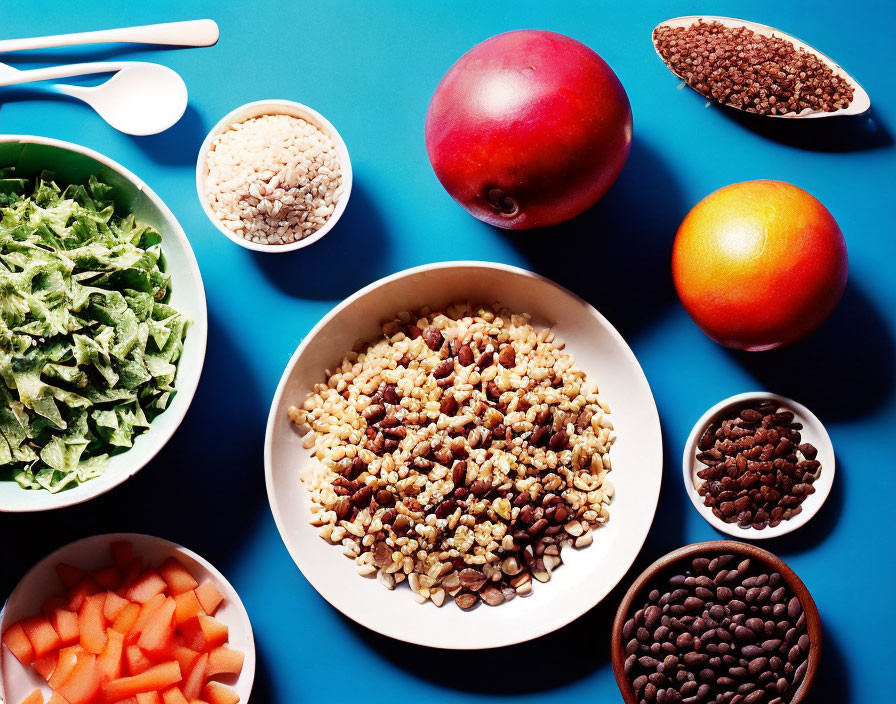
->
[653, 15, 870, 119]
[56, 63, 188, 135]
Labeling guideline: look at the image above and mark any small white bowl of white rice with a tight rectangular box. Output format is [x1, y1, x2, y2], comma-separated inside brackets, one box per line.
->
[196, 99, 352, 253]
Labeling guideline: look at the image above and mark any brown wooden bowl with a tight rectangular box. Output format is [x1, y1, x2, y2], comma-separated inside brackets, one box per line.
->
[611, 541, 821, 704]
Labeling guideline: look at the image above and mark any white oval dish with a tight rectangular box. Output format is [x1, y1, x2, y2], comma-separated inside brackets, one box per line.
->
[0, 136, 207, 513]
[653, 15, 870, 119]
[195, 99, 353, 253]
[683, 392, 835, 539]
[264, 261, 663, 649]
[0, 533, 255, 703]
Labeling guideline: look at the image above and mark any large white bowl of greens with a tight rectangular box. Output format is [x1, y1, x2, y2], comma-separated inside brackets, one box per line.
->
[0, 136, 207, 512]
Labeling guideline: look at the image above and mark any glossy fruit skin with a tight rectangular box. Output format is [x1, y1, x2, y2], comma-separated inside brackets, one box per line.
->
[672, 180, 848, 351]
[425, 30, 633, 229]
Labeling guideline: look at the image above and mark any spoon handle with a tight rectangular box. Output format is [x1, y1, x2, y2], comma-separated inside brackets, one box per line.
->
[0, 61, 132, 87]
[0, 19, 219, 53]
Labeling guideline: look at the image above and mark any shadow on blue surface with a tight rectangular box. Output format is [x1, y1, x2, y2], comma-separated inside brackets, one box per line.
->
[725, 282, 895, 422]
[250, 639, 276, 703]
[807, 621, 851, 703]
[0, 44, 174, 65]
[0, 309, 270, 599]
[500, 138, 685, 340]
[131, 104, 207, 166]
[718, 110, 892, 153]
[251, 179, 391, 301]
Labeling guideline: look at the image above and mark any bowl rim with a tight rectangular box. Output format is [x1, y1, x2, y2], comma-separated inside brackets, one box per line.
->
[0, 134, 208, 513]
[194, 98, 353, 253]
[263, 259, 663, 648]
[611, 540, 822, 704]
[682, 391, 835, 539]
[0, 532, 255, 702]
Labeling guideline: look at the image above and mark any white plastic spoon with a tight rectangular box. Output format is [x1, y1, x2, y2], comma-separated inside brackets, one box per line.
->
[652, 15, 870, 119]
[0, 61, 188, 135]
[0, 19, 219, 53]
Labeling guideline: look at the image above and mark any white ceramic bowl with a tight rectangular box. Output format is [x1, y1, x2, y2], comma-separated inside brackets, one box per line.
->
[0, 136, 207, 513]
[265, 261, 663, 649]
[683, 392, 835, 539]
[195, 99, 353, 253]
[0, 533, 255, 703]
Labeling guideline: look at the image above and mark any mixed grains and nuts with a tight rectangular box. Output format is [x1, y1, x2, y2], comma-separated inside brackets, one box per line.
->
[653, 20, 854, 116]
[695, 401, 820, 531]
[288, 303, 616, 608]
[622, 553, 811, 704]
[204, 113, 343, 245]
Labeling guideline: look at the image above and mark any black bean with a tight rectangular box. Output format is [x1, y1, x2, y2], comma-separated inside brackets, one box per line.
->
[684, 597, 705, 612]
[735, 626, 755, 641]
[741, 645, 763, 659]
[748, 657, 769, 675]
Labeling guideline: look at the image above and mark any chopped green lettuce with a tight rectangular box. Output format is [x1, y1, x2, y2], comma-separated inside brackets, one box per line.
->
[0, 169, 190, 493]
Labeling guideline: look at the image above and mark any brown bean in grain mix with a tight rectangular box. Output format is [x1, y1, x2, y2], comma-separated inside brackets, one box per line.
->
[288, 303, 616, 608]
[653, 20, 854, 116]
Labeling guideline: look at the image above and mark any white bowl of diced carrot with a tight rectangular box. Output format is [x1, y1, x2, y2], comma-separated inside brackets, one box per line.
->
[0, 534, 254, 704]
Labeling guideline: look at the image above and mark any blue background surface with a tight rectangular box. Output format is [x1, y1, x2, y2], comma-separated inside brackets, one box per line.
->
[1, 1, 893, 702]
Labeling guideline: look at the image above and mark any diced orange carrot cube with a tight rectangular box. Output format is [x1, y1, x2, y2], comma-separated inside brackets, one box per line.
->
[173, 592, 203, 627]
[136, 693, 163, 704]
[47, 607, 79, 647]
[104, 592, 130, 621]
[93, 566, 122, 590]
[111, 542, 134, 570]
[181, 653, 208, 700]
[159, 558, 199, 597]
[139, 600, 176, 654]
[2, 623, 36, 664]
[168, 636, 200, 674]
[203, 683, 239, 704]
[193, 584, 223, 617]
[161, 688, 190, 704]
[78, 594, 107, 654]
[32, 650, 58, 680]
[47, 693, 69, 704]
[48, 644, 83, 688]
[138, 597, 176, 655]
[125, 570, 168, 605]
[180, 615, 227, 653]
[20, 615, 61, 659]
[207, 647, 244, 678]
[67, 578, 100, 612]
[41, 595, 69, 618]
[20, 690, 45, 704]
[102, 661, 182, 700]
[112, 603, 142, 635]
[127, 594, 167, 644]
[126, 645, 153, 676]
[57, 563, 87, 590]
[116, 558, 145, 598]
[98, 628, 124, 681]
[56, 651, 101, 704]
